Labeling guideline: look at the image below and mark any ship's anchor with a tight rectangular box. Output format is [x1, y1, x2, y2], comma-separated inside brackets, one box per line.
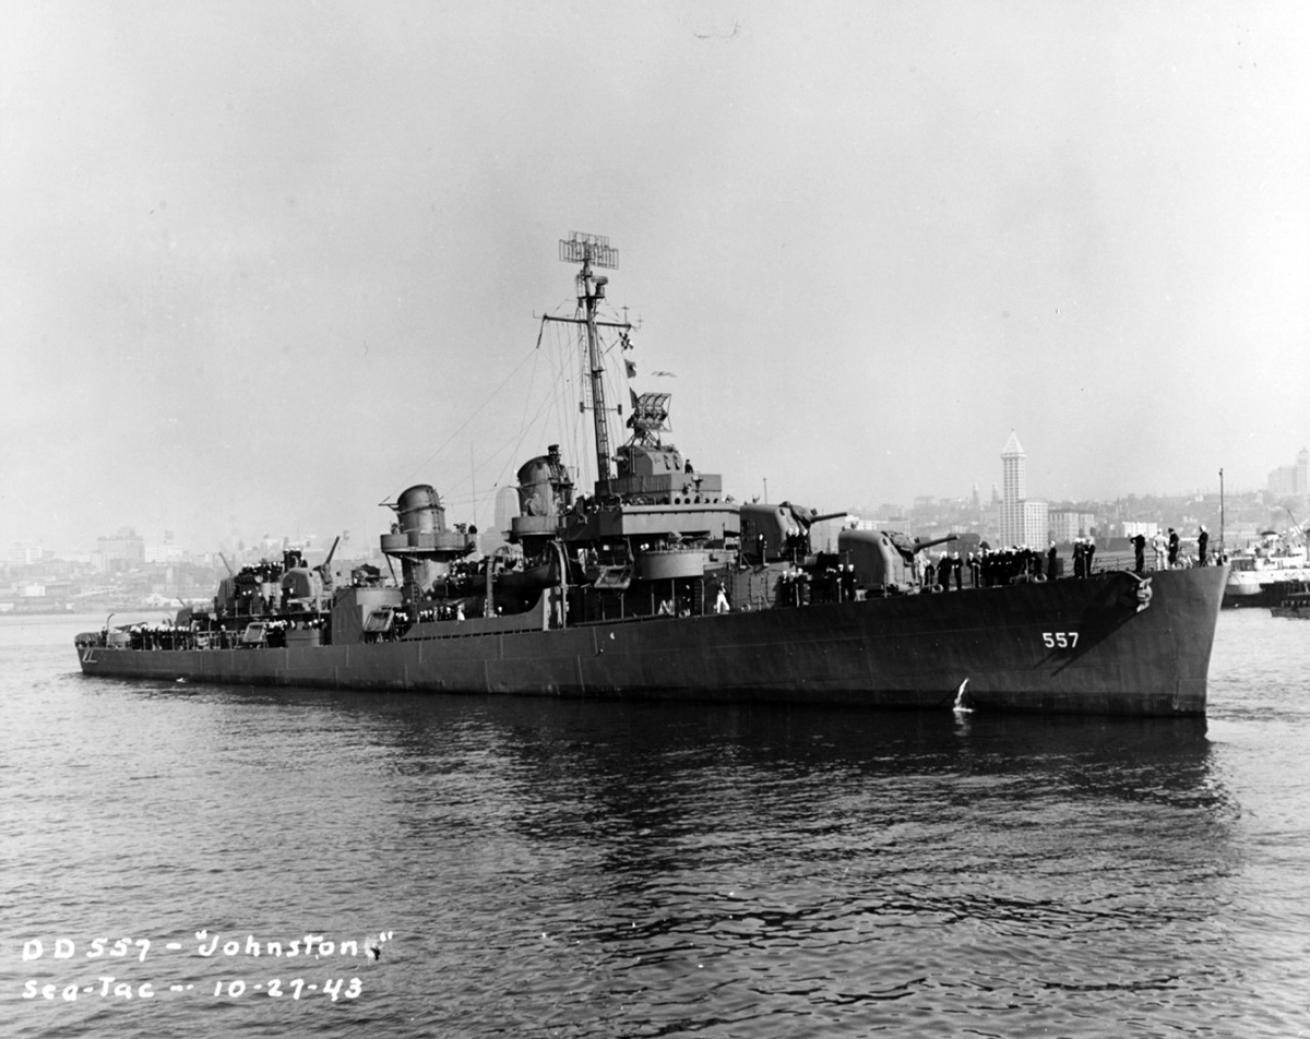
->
[1123, 573, 1153, 613]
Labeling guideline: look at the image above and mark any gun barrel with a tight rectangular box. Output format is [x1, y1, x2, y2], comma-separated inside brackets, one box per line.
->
[912, 533, 959, 552]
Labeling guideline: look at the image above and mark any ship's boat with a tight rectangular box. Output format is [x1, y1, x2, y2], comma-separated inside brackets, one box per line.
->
[75, 234, 1228, 716]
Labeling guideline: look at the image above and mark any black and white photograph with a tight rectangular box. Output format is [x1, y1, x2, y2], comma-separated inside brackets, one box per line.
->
[3, 3, 1309, 1036]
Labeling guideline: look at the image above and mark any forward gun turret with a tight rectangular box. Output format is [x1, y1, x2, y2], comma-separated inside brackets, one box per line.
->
[909, 533, 959, 555]
[740, 502, 845, 563]
[839, 531, 958, 593]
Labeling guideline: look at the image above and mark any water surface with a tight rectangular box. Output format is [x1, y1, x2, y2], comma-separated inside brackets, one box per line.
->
[2, 609, 1306, 1037]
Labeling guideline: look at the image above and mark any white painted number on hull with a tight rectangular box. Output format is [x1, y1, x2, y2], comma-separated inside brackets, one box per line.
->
[1041, 632, 1080, 649]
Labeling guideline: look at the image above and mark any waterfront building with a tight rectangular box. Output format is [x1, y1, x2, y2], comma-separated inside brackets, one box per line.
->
[96, 528, 145, 572]
[1267, 447, 1309, 499]
[1052, 510, 1100, 541]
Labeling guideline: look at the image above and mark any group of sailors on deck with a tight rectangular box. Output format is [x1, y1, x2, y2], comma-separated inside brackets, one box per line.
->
[114, 620, 190, 651]
[925, 543, 1098, 590]
[105, 614, 330, 651]
[414, 601, 469, 623]
[1130, 527, 1222, 574]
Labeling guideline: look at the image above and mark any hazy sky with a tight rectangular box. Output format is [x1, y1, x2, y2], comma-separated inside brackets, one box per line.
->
[4, 1, 1308, 553]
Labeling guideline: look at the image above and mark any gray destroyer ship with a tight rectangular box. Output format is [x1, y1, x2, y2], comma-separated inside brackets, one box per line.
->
[76, 234, 1227, 715]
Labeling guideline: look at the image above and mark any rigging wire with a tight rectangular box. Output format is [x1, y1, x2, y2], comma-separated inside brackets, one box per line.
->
[415, 342, 562, 516]
[380, 294, 639, 523]
[383, 347, 539, 496]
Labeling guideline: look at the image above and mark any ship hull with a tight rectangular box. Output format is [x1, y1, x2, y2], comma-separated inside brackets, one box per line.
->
[78, 567, 1225, 716]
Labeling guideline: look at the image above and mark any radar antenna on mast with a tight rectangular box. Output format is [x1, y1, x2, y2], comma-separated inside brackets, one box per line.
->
[552, 231, 625, 488]
[559, 231, 619, 269]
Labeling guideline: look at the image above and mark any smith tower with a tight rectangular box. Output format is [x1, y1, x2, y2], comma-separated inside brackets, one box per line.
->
[998, 430, 1047, 547]
[1001, 429, 1026, 504]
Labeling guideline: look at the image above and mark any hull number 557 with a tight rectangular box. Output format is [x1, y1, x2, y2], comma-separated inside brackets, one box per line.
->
[1042, 632, 1080, 648]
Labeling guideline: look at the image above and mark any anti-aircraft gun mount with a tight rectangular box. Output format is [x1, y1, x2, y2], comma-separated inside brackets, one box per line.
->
[214, 539, 342, 619]
[278, 535, 341, 612]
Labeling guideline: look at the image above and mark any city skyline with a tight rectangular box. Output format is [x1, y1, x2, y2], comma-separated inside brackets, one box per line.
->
[9, 439, 1300, 562]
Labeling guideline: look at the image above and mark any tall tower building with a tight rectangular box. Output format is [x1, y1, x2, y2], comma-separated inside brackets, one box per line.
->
[1001, 429, 1026, 503]
[998, 430, 1048, 548]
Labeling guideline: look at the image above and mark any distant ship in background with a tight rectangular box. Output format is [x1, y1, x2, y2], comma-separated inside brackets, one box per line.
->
[1, 599, 74, 616]
[77, 234, 1228, 716]
[1270, 581, 1310, 619]
[1222, 528, 1310, 608]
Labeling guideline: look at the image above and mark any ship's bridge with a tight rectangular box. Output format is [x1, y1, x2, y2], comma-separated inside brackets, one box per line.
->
[610, 442, 724, 505]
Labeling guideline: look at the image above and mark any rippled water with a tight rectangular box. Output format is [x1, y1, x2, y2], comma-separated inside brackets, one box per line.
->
[2, 609, 1308, 1037]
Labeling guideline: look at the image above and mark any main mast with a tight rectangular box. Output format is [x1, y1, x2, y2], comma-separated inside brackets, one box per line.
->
[558, 231, 622, 490]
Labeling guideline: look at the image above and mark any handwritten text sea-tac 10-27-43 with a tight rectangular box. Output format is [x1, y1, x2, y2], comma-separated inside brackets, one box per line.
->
[17, 930, 393, 1003]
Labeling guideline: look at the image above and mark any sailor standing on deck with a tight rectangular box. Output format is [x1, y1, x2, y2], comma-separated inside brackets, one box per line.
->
[1167, 528, 1180, 567]
[1152, 532, 1167, 570]
[1197, 525, 1209, 566]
